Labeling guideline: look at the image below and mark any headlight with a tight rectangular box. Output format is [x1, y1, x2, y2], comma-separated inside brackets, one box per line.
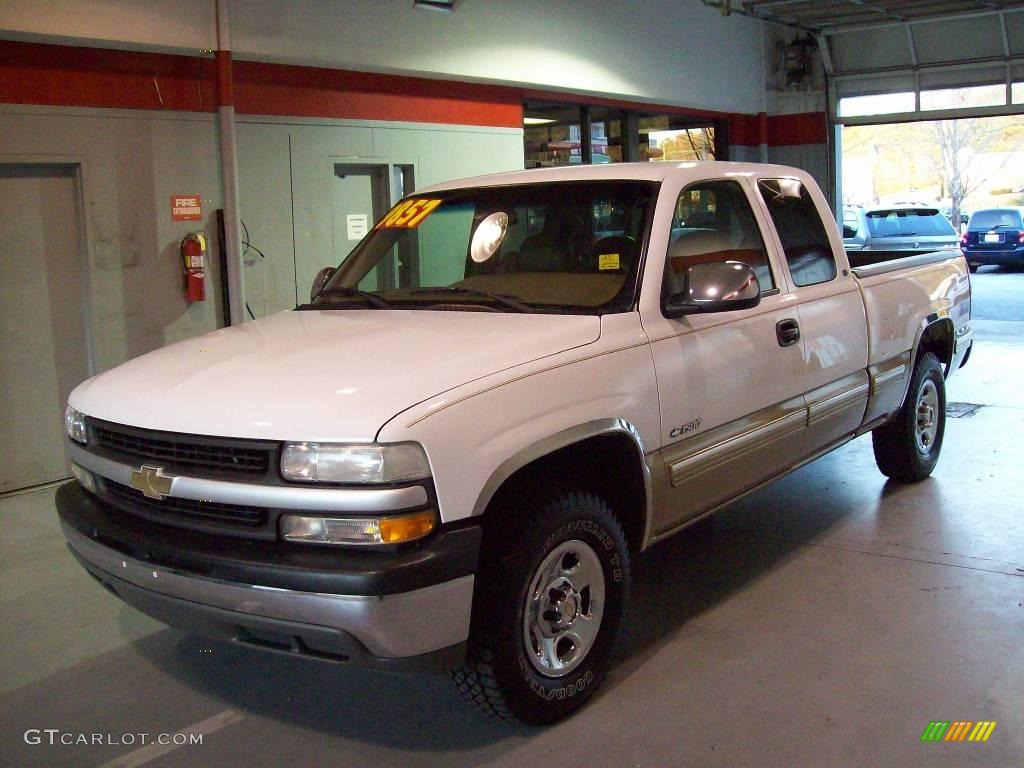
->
[280, 442, 430, 484]
[65, 405, 87, 444]
[280, 509, 436, 546]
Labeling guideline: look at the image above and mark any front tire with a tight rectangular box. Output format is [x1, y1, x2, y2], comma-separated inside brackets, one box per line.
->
[872, 351, 946, 482]
[453, 483, 630, 725]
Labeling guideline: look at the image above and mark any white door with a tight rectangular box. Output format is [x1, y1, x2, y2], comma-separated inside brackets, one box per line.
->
[753, 177, 870, 454]
[641, 178, 807, 537]
[331, 164, 389, 291]
[0, 165, 90, 492]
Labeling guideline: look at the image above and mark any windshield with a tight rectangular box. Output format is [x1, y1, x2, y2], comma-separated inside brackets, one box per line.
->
[865, 209, 957, 238]
[968, 209, 1023, 231]
[307, 181, 657, 314]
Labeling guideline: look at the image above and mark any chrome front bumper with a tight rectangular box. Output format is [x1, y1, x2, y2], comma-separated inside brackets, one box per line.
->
[62, 521, 474, 663]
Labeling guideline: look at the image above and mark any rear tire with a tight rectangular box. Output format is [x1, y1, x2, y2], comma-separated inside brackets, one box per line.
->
[454, 482, 630, 725]
[872, 351, 946, 482]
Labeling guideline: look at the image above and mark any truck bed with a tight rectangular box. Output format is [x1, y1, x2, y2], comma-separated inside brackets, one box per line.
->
[848, 247, 971, 371]
[846, 248, 963, 278]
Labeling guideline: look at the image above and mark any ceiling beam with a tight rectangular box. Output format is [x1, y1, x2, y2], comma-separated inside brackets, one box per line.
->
[816, 32, 836, 75]
[822, 5, 1024, 34]
[832, 51, 1024, 80]
[739, 1, 1024, 34]
[838, 100, 1024, 126]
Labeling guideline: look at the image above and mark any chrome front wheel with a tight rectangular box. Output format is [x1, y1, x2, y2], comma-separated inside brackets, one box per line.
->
[454, 486, 631, 725]
[872, 351, 946, 482]
[915, 379, 940, 455]
[522, 540, 605, 678]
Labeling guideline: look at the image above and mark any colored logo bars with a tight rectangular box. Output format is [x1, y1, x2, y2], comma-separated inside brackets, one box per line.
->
[921, 721, 997, 742]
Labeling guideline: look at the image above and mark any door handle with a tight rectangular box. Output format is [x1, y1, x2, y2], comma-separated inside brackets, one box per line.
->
[776, 318, 801, 347]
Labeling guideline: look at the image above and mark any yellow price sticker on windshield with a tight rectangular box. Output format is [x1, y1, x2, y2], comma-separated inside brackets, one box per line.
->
[598, 253, 620, 271]
[377, 198, 443, 229]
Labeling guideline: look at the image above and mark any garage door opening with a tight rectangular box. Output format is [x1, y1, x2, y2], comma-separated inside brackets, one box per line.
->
[839, 112, 1024, 235]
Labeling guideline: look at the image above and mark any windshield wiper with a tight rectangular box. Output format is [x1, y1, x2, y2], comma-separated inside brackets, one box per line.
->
[314, 286, 394, 309]
[409, 287, 533, 313]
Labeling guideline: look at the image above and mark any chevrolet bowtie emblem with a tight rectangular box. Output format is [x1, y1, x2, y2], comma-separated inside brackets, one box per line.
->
[129, 465, 174, 500]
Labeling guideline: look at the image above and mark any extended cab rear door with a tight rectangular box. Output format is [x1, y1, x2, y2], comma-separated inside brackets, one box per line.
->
[752, 176, 870, 457]
[638, 176, 807, 539]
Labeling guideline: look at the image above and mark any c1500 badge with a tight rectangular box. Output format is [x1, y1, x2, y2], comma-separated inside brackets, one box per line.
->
[670, 418, 702, 438]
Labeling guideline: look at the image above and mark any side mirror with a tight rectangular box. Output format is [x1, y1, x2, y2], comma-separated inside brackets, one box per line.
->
[310, 266, 336, 301]
[842, 224, 858, 239]
[664, 261, 760, 318]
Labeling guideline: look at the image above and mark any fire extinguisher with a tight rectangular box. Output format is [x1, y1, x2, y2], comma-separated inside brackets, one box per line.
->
[180, 232, 206, 302]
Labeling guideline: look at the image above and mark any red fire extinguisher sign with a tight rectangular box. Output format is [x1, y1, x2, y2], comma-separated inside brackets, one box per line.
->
[171, 195, 203, 222]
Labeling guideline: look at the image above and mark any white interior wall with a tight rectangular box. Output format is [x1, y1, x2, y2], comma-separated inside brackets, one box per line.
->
[0, 1, 777, 366]
[0, 0, 767, 115]
[760, 25, 830, 205]
[0, 0, 217, 51]
[0, 106, 525, 371]
[234, 123, 294, 319]
[0, 106, 224, 373]
[767, 145, 829, 196]
[239, 118, 524, 316]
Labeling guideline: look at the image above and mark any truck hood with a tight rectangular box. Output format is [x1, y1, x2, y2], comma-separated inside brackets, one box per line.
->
[70, 310, 601, 441]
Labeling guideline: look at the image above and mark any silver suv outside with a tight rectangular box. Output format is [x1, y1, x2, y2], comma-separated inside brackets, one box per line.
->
[843, 205, 960, 252]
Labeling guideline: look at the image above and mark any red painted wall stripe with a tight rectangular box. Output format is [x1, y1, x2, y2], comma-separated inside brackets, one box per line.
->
[766, 111, 827, 146]
[727, 113, 761, 147]
[232, 60, 522, 127]
[0, 40, 215, 112]
[0, 39, 827, 144]
[727, 111, 826, 148]
[0, 40, 521, 127]
[215, 50, 233, 107]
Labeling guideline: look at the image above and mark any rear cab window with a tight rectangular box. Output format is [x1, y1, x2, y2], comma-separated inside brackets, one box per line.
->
[664, 180, 776, 297]
[757, 178, 837, 287]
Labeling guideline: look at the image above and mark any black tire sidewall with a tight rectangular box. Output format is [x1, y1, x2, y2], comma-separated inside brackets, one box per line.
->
[482, 495, 629, 723]
[906, 353, 946, 474]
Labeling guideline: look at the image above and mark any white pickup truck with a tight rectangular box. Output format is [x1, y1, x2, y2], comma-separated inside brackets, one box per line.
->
[58, 162, 972, 724]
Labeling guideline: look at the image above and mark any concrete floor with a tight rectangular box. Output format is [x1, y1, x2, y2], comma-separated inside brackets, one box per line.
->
[2, 272, 1021, 767]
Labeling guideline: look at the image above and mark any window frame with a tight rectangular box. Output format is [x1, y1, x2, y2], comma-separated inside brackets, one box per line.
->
[523, 99, 726, 167]
[756, 177, 839, 289]
[661, 178, 779, 311]
[319, 180, 661, 316]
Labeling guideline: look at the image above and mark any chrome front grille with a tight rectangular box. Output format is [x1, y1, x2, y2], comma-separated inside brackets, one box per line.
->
[91, 421, 274, 476]
[105, 479, 268, 529]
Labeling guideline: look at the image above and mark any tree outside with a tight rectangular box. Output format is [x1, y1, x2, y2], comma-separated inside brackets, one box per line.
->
[842, 113, 1024, 227]
[649, 128, 716, 162]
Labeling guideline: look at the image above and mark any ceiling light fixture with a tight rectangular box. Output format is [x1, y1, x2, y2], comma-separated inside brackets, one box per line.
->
[413, 0, 458, 12]
[523, 117, 557, 125]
